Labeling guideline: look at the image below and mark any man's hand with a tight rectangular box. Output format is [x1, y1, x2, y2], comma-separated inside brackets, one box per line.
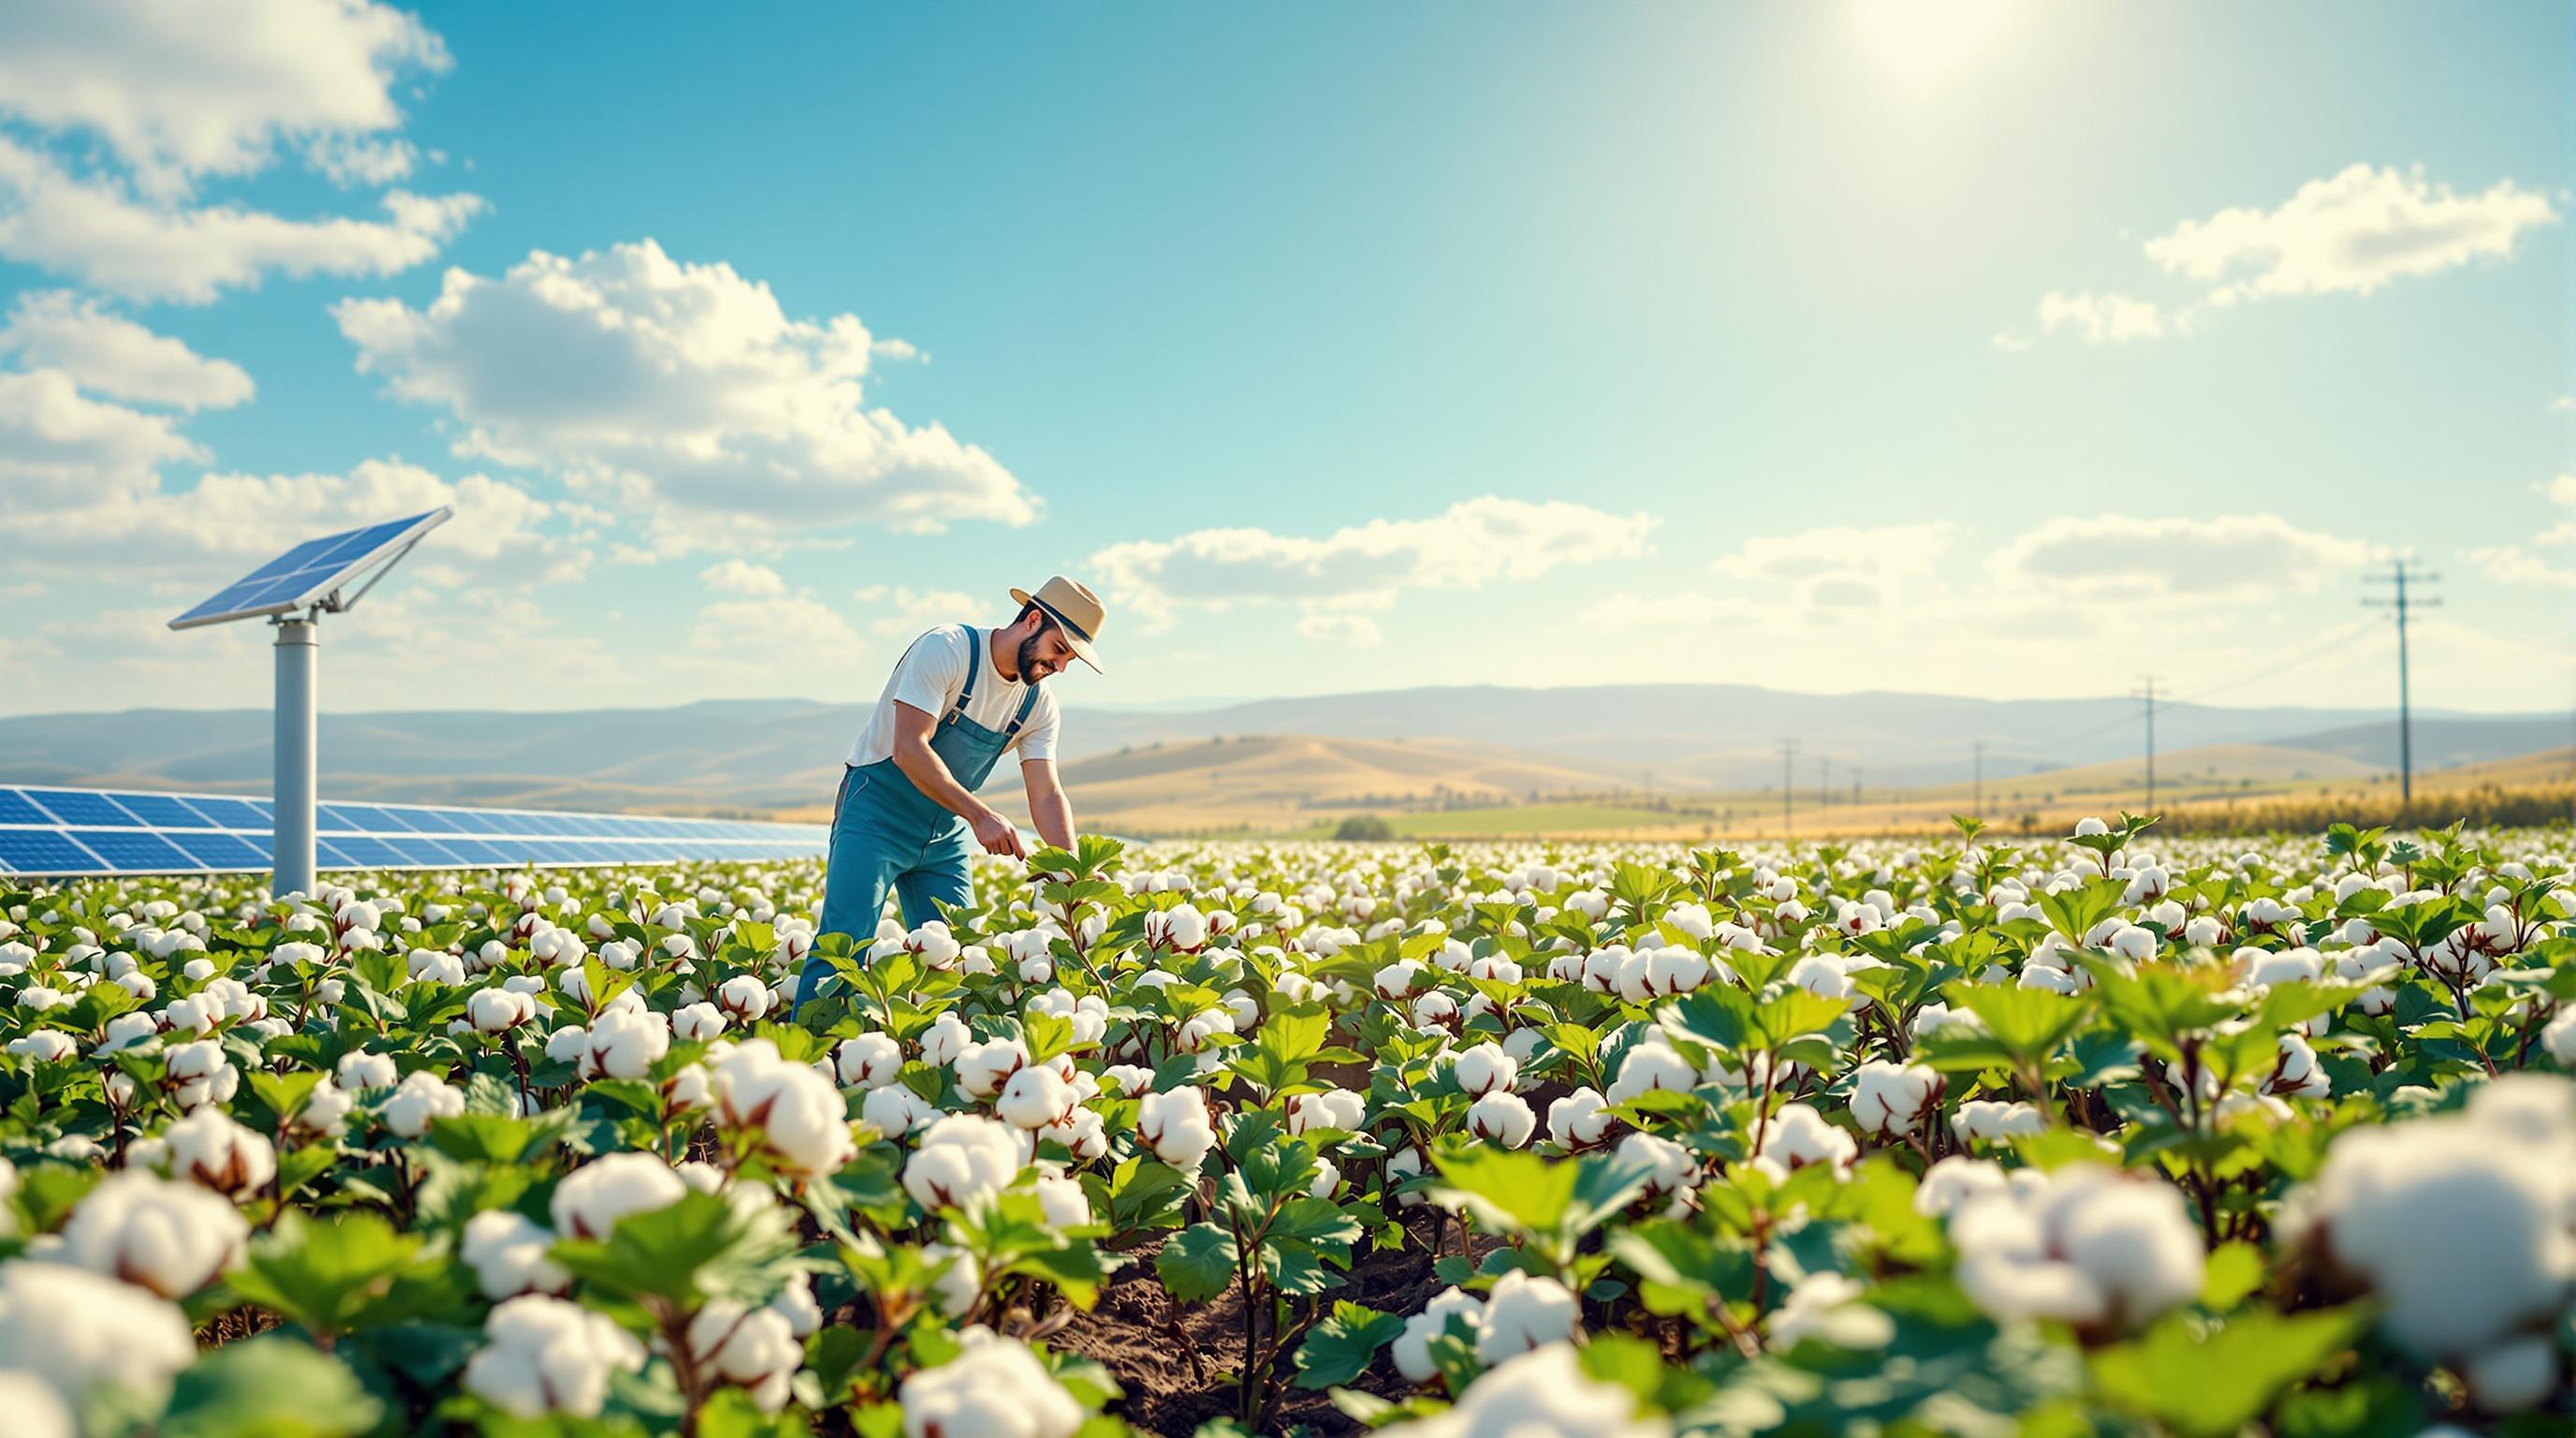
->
[971, 807, 1028, 859]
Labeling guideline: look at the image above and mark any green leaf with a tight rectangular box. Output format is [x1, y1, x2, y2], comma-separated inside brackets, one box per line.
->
[1428, 1148, 1577, 1234]
[2200, 1240, 2265, 1312]
[2089, 1307, 2373, 1438]
[1154, 1223, 1238, 1302]
[225, 1212, 427, 1340]
[550, 1188, 802, 1308]
[158, 1338, 383, 1438]
[1293, 1300, 1406, 1388]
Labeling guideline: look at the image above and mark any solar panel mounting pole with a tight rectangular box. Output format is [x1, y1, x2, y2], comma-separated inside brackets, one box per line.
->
[273, 611, 318, 899]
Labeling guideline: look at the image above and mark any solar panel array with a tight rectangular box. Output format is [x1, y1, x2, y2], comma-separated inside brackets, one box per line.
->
[0, 786, 826, 878]
[168, 509, 448, 630]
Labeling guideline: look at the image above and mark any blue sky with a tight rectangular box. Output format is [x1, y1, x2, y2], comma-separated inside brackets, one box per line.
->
[0, 0, 2566, 718]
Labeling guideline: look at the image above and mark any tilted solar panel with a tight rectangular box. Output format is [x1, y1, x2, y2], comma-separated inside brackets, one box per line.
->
[0, 785, 827, 878]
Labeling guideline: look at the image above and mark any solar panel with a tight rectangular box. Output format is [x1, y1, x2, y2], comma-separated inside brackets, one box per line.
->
[0, 785, 827, 877]
[167, 510, 452, 631]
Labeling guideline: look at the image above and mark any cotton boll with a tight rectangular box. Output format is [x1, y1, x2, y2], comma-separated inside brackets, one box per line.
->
[682, 1299, 802, 1413]
[1950, 1166, 2203, 1333]
[904, 1115, 1026, 1213]
[1546, 1088, 1613, 1150]
[1381, 1342, 1668, 1438]
[1913, 1156, 2009, 1218]
[460, 1210, 570, 1299]
[159, 1108, 275, 1197]
[0, 1259, 198, 1415]
[1767, 1271, 1894, 1352]
[1137, 1087, 1217, 1170]
[863, 1083, 936, 1137]
[836, 1033, 904, 1090]
[1392, 1285, 1485, 1384]
[1617, 1131, 1698, 1197]
[1952, 1099, 2045, 1146]
[1287, 1087, 1366, 1135]
[1466, 1092, 1536, 1149]
[711, 1038, 856, 1177]
[381, 1070, 467, 1138]
[898, 1328, 1083, 1438]
[59, 1172, 246, 1299]
[996, 1065, 1076, 1131]
[1450, 1041, 1519, 1097]
[1847, 1061, 1941, 1137]
[550, 1152, 688, 1240]
[1473, 1269, 1581, 1364]
[462, 1294, 647, 1419]
[955, 1037, 1029, 1100]
[919, 1012, 972, 1066]
[1757, 1103, 1857, 1179]
[1605, 1036, 1698, 1107]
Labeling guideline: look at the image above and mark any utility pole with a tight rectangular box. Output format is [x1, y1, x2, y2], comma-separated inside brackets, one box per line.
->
[1819, 756, 1832, 808]
[2133, 676, 2161, 812]
[2364, 562, 2440, 802]
[1852, 768, 1862, 808]
[1779, 738, 1798, 838]
[1972, 740, 1986, 819]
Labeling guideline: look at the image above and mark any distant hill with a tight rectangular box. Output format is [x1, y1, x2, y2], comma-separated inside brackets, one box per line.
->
[0, 686, 2554, 821]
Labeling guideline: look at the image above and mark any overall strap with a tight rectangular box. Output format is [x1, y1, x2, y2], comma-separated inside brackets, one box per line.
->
[1004, 679, 1044, 739]
[944, 627, 979, 725]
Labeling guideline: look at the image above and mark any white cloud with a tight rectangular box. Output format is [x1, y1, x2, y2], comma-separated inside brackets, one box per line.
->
[0, 0, 447, 196]
[333, 239, 1035, 552]
[685, 594, 866, 676]
[2016, 164, 2558, 346]
[702, 560, 787, 596]
[2036, 290, 2167, 344]
[1705, 521, 1958, 614]
[11, 458, 583, 592]
[1090, 495, 1657, 630]
[2463, 543, 2575, 590]
[0, 139, 482, 302]
[1983, 513, 2377, 602]
[0, 366, 199, 509]
[2146, 164, 2558, 306]
[0, 291, 252, 409]
[2540, 474, 2576, 506]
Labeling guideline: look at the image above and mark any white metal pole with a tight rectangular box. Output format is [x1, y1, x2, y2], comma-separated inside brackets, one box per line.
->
[273, 615, 317, 899]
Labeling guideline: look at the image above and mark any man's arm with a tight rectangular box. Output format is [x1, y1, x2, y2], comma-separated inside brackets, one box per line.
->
[888, 701, 1026, 858]
[1021, 757, 1076, 853]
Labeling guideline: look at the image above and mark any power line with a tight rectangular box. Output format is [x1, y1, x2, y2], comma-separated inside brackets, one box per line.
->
[2364, 562, 2441, 802]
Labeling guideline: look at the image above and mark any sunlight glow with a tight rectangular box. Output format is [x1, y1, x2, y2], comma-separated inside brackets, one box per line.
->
[1850, 0, 2018, 84]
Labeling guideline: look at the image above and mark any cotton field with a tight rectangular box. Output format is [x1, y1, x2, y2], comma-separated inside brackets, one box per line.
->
[0, 818, 2571, 1436]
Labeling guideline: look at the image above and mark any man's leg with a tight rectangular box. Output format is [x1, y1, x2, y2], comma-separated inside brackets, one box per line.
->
[892, 829, 976, 931]
[801, 798, 901, 1006]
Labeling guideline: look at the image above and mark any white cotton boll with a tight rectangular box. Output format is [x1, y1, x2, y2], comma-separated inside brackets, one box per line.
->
[1373, 960, 1427, 1000]
[997, 1065, 1076, 1130]
[1474, 1269, 1581, 1363]
[712, 1038, 856, 1177]
[1385, 1147, 1428, 1207]
[863, 1084, 936, 1137]
[2266, 1034, 2332, 1101]
[2539, 1006, 2576, 1066]
[1450, 1041, 1519, 1097]
[1137, 1087, 1217, 1170]
[1617, 1131, 1698, 1197]
[1767, 1271, 1894, 1353]
[836, 1033, 904, 1090]
[683, 1299, 802, 1413]
[1913, 1156, 2010, 1218]
[1384, 1341, 1668, 1438]
[580, 1005, 669, 1081]
[1032, 1169, 1092, 1230]
[59, 1172, 246, 1299]
[905, 1115, 1026, 1213]
[467, 987, 537, 1034]
[768, 1270, 823, 1339]
[462, 1294, 646, 1419]
[1605, 1036, 1698, 1107]
[1578, 946, 1629, 995]
[899, 1328, 1083, 1438]
[382, 1070, 467, 1139]
[1392, 1285, 1486, 1383]
[669, 1002, 724, 1042]
[2462, 1334, 2560, 1414]
[1101, 1064, 1155, 1096]
[1410, 991, 1457, 1028]
[161, 1108, 275, 1197]
[550, 1152, 688, 1240]
[919, 1012, 972, 1067]
[1467, 1092, 1536, 1149]
[1847, 1061, 1941, 1137]
[1951, 1166, 2203, 1332]
[920, 1242, 982, 1318]
[460, 1210, 570, 1299]
[1786, 954, 1860, 1011]
[1546, 1088, 1612, 1150]
[1952, 1099, 2045, 1146]
[1287, 1087, 1365, 1135]
[0, 1260, 198, 1414]
[1757, 1103, 1857, 1178]
[7, 1030, 77, 1064]
[955, 1036, 1030, 1101]
[714, 974, 772, 1022]
[161, 1039, 238, 1110]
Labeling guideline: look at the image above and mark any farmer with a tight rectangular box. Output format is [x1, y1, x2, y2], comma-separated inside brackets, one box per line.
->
[795, 576, 1104, 1006]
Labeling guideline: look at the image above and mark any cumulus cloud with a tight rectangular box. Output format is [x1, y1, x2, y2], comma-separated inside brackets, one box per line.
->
[851, 583, 982, 637]
[1983, 513, 2377, 602]
[1295, 612, 1383, 646]
[2012, 164, 2557, 346]
[0, 366, 200, 509]
[2146, 164, 2558, 306]
[702, 560, 787, 597]
[333, 240, 1035, 552]
[0, 0, 447, 196]
[0, 139, 482, 303]
[1090, 496, 1656, 631]
[2463, 476, 2576, 589]
[1707, 521, 1957, 613]
[0, 291, 252, 409]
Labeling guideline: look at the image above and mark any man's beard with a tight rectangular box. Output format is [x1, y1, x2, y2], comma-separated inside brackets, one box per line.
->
[1017, 631, 1048, 682]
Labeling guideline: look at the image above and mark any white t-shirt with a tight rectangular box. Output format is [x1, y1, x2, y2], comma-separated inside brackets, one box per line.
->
[842, 624, 1061, 773]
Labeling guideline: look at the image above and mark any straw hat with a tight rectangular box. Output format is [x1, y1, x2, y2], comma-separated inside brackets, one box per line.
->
[1009, 575, 1106, 672]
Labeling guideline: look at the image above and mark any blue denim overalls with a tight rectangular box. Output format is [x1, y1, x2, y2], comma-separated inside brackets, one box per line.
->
[796, 627, 1041, 1006]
